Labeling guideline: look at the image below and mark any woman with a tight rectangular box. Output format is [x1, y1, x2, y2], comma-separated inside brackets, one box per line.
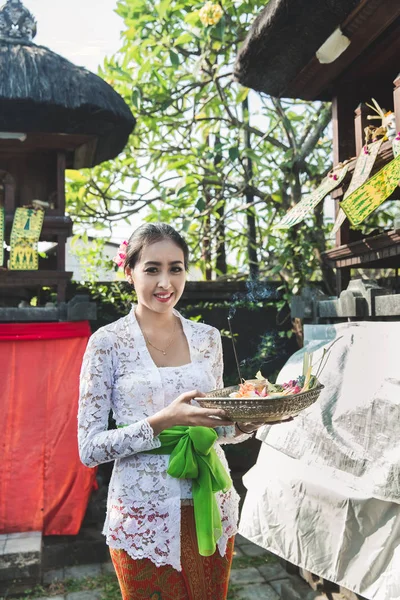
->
[78, 223, 258, 600]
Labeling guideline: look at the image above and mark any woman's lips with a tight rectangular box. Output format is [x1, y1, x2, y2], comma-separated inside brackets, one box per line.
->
[154, 292, 174, 303]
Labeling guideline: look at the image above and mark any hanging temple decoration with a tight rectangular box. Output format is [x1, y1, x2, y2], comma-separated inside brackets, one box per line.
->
[0, 0, 37, 42]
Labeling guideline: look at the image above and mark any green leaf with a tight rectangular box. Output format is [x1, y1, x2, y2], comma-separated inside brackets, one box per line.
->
[155, 0, 170, 19]
[66, 170, 87, 183]
[174, 32, 193, 46]
[131, 89, 141, 109]
[196, 198, 206, 211]
[184, 10, 200, 25]
[194, 111, 207, 120]
[169, 50, 180, 66]
[211, 16, 225, 41]
[236, 87, 249, 104]
[229, 146, 240, 162]
[182, 218, 191, 231]
[189, 314, 202, 322]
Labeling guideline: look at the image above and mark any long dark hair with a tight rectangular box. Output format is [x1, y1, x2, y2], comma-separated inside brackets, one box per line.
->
[124, 223, 189, 271]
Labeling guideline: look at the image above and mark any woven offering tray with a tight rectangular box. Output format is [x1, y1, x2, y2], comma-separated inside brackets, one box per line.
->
[196, 380, 324, 423]
[197, 343, 333, 423]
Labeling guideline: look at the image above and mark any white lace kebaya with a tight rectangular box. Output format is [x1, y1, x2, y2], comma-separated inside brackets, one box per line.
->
[78, 307, 249, 571]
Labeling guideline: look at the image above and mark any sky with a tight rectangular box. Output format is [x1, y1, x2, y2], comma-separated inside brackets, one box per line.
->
[24, 0, 123, 73]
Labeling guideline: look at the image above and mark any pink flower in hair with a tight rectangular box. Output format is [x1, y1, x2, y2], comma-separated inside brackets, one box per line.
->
[113, 240, 128, 268]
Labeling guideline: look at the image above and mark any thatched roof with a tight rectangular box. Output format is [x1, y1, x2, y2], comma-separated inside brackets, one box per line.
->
[234, 0, 362, 99]
[0, 41, 135, 166]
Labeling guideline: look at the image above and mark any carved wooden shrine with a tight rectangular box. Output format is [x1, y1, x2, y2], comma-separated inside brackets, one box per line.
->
[0, 0, 135, 310]
[235, 0, 400, 295]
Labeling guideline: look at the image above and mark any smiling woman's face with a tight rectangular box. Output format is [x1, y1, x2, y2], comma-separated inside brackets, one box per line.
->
[126, 239, 186, 314]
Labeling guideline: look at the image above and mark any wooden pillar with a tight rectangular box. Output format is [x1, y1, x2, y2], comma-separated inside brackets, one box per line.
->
[4, 173, 15, 212]
[332, 95, 356, 167]
[56, 152, 67, 303]
[56, 152, 66, 214]
[57, 234, 66, 272]
[57, 280, 67, 304]
[393, 74, 400, 134]
[332, 93, 356, 293]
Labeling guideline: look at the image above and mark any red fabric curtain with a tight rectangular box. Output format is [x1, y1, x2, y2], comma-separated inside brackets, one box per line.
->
[0, 321, 91, 341]
[0, 321, 96, 535]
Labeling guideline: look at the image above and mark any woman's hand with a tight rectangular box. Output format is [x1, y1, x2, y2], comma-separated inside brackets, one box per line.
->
[148, 390, 233, 436]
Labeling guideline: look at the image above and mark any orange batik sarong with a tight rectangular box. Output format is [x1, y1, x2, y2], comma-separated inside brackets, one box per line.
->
[109, 506, 235, 600]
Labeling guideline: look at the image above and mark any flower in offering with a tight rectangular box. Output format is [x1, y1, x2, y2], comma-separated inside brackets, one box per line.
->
[228, 348, 328, 399]
[229, 375, 315, 399]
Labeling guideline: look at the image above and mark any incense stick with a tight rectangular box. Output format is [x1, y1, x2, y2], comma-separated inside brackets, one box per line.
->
[227, 317, 242, 383]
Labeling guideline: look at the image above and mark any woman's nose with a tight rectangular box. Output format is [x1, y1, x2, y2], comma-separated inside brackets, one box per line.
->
[158, 272, 171, 288]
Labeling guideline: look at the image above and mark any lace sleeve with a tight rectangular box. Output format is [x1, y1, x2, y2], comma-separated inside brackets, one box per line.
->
[209, 328, 250, 444]
[210, 327, 224, 389]
[78, 331, 161, 467]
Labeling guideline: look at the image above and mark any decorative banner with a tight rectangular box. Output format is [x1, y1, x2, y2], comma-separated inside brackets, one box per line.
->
[392, 136, 400, 158]
[332, 139, 384, 235]
[9, 207, 44, 270]
[274, 164, 348, 229]
[341, 154, 400, 227]
[331, 208, 347, 235]
[0, 207, 4, 266]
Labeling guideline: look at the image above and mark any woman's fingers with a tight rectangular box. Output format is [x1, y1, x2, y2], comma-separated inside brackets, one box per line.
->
[176, 389, 204, 403]
[192, 407, 232, 426]
[192, 405, 230, 418]
[171, 391, 233, 427]
[210, 408, 231, 419]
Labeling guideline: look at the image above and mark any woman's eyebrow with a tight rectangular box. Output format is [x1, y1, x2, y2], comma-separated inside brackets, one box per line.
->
[144, 260, 184, 266]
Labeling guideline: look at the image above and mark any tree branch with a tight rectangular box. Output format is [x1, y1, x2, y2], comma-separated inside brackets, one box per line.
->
[296, 105, 331, 163]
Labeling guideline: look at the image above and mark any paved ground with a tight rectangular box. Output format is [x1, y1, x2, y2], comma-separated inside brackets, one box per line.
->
[230, 534, 311, 600]
[229, 534, 349, 600]
[28, 534, 348, 600]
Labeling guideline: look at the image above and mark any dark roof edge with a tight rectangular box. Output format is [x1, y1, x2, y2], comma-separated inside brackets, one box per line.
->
[234, 0, 362, 98]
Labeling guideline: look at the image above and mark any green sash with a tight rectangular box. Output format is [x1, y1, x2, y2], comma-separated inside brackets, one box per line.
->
[119, 425, 232, 556]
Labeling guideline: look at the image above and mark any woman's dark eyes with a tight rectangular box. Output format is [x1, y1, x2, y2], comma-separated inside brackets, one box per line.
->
[144, 267, 183, 274]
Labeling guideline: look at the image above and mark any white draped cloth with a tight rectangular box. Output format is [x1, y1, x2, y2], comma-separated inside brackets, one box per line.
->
[239, 322, 400, 600]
